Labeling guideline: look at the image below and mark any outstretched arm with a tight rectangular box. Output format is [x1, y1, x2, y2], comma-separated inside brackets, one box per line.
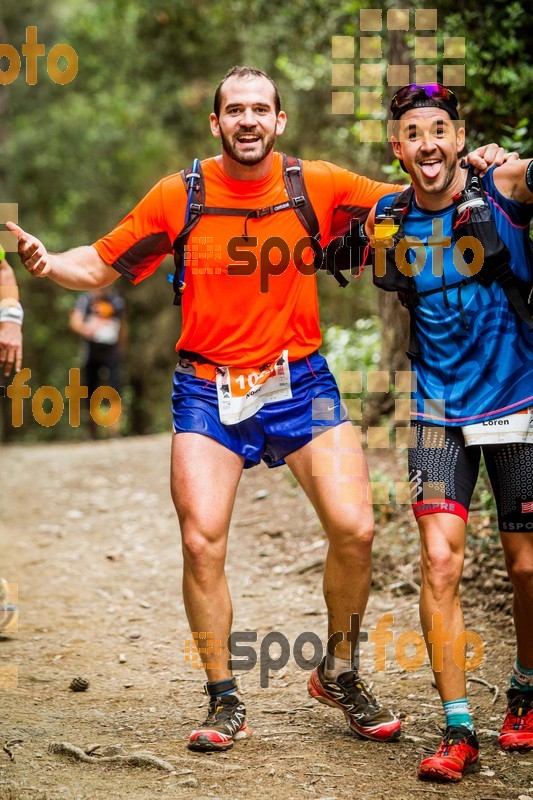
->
[6, 222, 119, 289]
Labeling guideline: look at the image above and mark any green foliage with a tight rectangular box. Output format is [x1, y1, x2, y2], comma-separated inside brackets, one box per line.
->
[473, 458, 497, 521]
[381, 159, 406, 184]
[321, 317, 382, 407]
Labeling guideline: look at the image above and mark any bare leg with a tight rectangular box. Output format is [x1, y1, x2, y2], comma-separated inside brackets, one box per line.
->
[171, 432, 243, 682]
[285, 422, 374, 660]
[418, 513, 467, 701]
[500, 531, 533, 669]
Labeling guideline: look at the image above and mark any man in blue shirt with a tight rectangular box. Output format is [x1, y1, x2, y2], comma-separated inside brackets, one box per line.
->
[368, 84, 533, 782]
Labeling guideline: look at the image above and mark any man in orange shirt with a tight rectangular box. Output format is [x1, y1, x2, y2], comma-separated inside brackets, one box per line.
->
[9, 67, 504, 752]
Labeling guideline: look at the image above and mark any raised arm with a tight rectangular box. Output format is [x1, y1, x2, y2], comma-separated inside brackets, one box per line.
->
[6, 222, 119, 289]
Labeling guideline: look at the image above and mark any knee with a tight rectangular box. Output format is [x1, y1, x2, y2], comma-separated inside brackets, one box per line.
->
[180, 515, 226, 569]
[421, 543, 462, 599]
[354, 518, 374, 551]
[181, 529, 211, 563]
[326, 512, 374, 557]
[505, 554, 533, 592]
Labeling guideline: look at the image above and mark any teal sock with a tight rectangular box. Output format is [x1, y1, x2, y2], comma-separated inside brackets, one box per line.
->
[443, 698, 474, 732]
[510, 659, 533, 691]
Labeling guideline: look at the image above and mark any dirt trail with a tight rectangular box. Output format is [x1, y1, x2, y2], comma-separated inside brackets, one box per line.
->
[1, 435, 531, 800]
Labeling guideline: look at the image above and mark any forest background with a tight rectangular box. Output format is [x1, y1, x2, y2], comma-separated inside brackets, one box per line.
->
[1, 0, 531, 441]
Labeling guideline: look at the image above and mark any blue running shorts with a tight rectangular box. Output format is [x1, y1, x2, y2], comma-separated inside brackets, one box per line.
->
[172, 351, 348, 469]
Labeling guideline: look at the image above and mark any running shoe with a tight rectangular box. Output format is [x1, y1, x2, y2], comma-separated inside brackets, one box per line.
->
[418, 726, 480, 782]
[308, 657, 401, 741]
[188, 693, 250, 752]
[0, 578, 18, 633]
[498, 688, 533, 752]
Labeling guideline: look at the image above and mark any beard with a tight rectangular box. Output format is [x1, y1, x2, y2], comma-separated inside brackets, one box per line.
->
[219, 127, 277, 166]
[414, 155, 458, 195]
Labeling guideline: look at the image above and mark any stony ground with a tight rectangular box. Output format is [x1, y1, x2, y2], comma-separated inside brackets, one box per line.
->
[1, 434, 532, 800]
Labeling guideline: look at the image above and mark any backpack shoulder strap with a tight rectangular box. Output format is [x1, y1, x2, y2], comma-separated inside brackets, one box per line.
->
[282, 154, 353, 286]
[171, 159, 205, 306]
[282, 154, 321, 240]
[173, 159, 205, 254]
[374, 185, 419, 358]
[452, 170, 533, 329]
[390, 185, 414, 217]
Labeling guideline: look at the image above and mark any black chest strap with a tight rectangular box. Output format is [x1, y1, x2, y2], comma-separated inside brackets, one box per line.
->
[170, 155, 350, 307]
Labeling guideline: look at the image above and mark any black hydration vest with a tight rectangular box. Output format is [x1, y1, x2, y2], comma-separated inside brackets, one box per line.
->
[170, 154, 369, 306]
[372, 168, 533, 358]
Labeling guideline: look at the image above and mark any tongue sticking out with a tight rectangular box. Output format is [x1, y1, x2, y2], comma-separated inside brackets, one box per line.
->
[420, 161, 441, 179]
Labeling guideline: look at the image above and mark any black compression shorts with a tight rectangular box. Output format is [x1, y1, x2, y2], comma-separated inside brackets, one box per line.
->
[408, 422, 533, 533]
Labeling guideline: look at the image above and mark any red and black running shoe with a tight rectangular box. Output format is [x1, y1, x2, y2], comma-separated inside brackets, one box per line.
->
[418, 726, 480, 782]
[498, 688, 533, 752]
[188, 693, 250, 752]
[308, 657, 401, 741]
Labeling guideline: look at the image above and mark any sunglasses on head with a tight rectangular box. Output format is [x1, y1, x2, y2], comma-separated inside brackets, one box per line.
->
[390, 83, 459, 111]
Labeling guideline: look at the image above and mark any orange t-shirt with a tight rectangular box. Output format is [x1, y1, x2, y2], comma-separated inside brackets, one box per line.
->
[94, 152, 400, 370]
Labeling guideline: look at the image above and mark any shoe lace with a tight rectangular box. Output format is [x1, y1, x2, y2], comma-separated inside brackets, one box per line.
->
[438, 726, 475, 755]
[506, 694, 533, 728]
[339, 672, 379, 711]
[203, 695, 238, 726]
[508, 693, 533, 719]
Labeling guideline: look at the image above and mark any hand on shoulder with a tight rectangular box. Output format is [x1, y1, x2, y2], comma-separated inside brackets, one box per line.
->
[492, 158, 533, 204]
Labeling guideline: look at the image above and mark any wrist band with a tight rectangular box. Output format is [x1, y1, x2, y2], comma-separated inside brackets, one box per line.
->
[0, 302, 24, 325]
[526, 159, 533, 194]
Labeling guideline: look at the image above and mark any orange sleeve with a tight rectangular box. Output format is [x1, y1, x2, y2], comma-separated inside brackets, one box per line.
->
[328, 161, 403, 233]
[93, 177, 182, 284]
[302, 160, 403, 244]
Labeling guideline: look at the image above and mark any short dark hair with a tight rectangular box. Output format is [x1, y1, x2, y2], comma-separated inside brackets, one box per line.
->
[213, 66, 281, 117]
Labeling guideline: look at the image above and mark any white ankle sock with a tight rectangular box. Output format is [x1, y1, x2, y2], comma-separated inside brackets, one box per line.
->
[324, 655, 352, 679]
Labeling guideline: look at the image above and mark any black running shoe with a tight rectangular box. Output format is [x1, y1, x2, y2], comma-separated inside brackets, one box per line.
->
[308, 657, 401, 741]
[188, 693, 250, 752]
